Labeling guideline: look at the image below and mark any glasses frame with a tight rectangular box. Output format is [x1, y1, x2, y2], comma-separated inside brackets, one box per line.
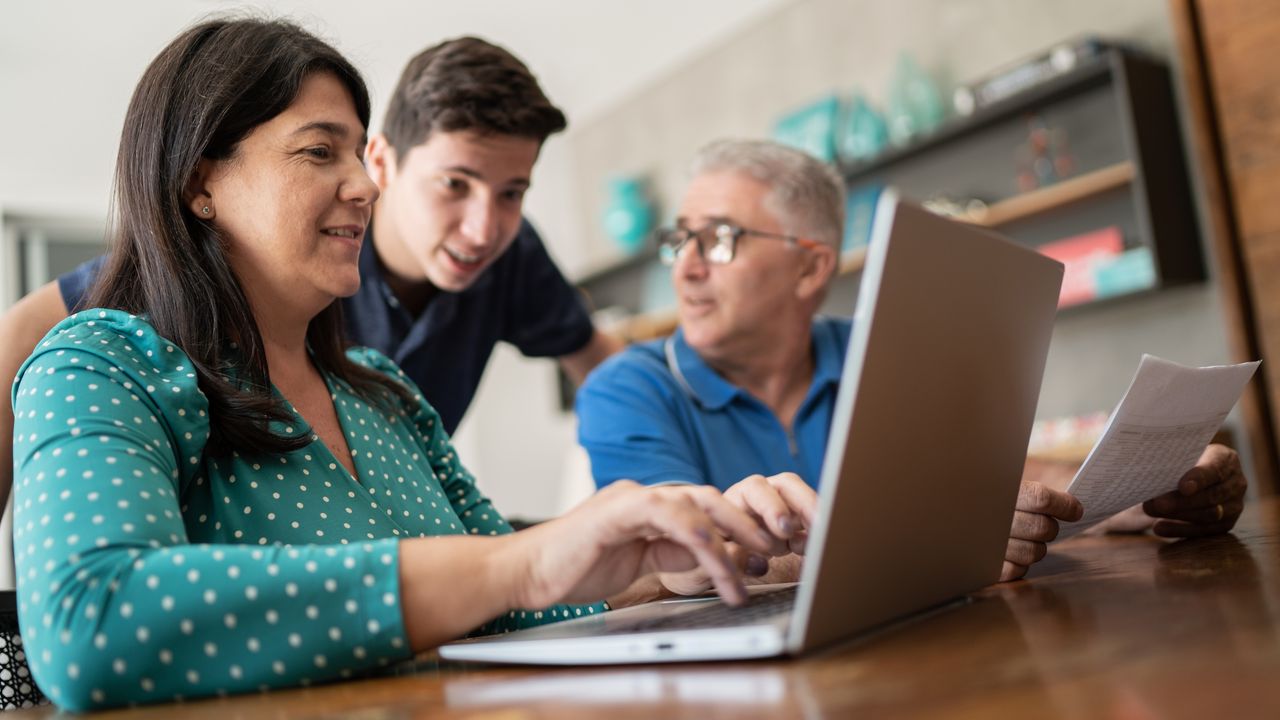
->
[656, 222, 824, 266]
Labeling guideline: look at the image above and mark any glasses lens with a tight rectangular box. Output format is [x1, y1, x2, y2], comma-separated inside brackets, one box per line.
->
[705, 224, 736, 264]
[706, 243, 732, 264]
[657, 229, 685, 266]
[658, 243, 678, 265]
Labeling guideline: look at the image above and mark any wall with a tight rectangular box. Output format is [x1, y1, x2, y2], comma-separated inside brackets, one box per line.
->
[0, 1, 790, 529]
[458, 0, 1242, 516]
[0, 1, 1244, 521]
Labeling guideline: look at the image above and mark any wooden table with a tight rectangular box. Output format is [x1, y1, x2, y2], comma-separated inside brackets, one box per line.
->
[15, 497, 1280, 719]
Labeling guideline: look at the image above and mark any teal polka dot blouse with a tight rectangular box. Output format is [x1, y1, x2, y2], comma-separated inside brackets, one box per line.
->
[10, 309, 604, 710]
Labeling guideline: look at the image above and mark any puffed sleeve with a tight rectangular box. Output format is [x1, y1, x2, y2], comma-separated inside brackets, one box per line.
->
[11, 311, 408, 710]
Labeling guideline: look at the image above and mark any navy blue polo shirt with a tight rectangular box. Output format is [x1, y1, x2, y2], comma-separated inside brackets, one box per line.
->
[576, 317, 851, 492]
[57, 219, 594, 435]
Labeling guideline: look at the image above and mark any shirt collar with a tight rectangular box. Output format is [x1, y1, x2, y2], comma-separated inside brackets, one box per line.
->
[358, 224, 400, 310]
[665, 328, 742, 410]
[666, 319, 845, 412]
[361, 222, 465, 327]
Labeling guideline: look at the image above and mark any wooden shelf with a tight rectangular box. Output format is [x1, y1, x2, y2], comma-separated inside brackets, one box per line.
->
[974, 161, 1135, 227]
[594, 161, 1133, 343]
[839, 246, 868, 274]
[598, 160, 1136, 343]
[606, 247, 869, 343]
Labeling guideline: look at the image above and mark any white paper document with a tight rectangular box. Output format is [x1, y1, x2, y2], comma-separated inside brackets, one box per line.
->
[1058, 354, 1259, 539]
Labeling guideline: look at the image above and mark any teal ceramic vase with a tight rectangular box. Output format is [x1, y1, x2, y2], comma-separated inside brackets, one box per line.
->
[603, 177, 654, 254]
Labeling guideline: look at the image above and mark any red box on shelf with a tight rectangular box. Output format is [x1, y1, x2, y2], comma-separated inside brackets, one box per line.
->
[1037, 226, 1124, 307]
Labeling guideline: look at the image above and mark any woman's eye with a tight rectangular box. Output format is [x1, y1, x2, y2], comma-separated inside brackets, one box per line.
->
[305, 146, 331, 160]
[440, 177, 465, 192]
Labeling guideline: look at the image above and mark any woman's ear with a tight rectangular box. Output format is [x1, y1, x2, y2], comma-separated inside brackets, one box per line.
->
[184, 158, 217, 220]
[365, 134, 397, 191]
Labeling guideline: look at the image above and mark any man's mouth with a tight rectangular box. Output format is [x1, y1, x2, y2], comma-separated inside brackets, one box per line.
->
[444, 246, 485, 266]
[681, 296, 716, 316]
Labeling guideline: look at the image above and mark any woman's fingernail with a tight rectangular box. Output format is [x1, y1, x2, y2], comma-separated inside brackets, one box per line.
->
[745, 554, 769, 576]
[695, 527, 712, 543]
[778, 515, 795, 536]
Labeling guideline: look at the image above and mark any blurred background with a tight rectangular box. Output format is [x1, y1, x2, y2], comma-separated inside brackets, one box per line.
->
[0, 0, 1253, 528]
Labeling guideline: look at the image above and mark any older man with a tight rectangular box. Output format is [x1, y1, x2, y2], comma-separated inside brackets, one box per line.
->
[577, 139, 1248, 581]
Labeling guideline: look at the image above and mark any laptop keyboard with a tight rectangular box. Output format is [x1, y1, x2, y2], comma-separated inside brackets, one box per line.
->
[608, 586, 797, 634]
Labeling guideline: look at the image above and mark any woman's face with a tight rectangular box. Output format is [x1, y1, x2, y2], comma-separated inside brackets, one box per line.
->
[194, 72, 379, 322]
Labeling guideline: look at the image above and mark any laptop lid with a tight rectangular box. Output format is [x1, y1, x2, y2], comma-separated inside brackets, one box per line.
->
[787, 190, 1063, 652]
[437, 191, 1063, 665]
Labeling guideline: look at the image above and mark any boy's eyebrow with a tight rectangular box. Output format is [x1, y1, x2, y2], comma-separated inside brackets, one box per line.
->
[443, 165, 531, 188]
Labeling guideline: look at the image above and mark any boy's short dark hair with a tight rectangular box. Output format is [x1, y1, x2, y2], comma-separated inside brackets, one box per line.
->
[381, 36, 567, 160]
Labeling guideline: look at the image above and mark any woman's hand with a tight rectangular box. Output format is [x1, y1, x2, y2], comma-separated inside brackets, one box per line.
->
[657, 473, 818, 598]
[504, 480, 780, 610]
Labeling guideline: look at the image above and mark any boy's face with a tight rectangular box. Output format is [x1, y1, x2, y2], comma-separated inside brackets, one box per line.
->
[370, 130, 541, 292]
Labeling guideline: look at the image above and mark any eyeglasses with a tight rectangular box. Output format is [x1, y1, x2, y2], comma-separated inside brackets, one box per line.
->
[656, 222, 823, 266]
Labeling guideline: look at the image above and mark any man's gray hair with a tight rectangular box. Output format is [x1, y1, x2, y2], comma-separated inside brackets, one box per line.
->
[689, 139, 845, 249]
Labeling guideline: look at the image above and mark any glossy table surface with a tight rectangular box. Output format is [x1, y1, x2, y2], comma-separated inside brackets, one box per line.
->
[16, 497, 1280, 719]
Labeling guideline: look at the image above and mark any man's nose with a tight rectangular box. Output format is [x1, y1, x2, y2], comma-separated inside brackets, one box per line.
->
[675, 238, 710, 280]
[460, 198, 501, 247]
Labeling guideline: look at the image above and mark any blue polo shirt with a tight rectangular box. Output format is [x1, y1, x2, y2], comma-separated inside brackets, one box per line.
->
[577, 317, 851, 492]
[56, 218, 594, 435]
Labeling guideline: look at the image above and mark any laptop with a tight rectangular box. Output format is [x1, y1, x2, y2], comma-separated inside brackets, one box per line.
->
[439, 190, 1064, 665]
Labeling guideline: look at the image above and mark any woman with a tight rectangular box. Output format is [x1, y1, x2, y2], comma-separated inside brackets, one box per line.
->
[10, 18, 811, 710]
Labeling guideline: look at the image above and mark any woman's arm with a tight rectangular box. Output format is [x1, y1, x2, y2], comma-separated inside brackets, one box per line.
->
[13, 334, 409, 710]
[18, 318, 774, 710]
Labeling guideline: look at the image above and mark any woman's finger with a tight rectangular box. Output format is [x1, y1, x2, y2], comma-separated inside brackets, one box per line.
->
[640, 493, 748, 605]
[675, 485, 781, 555]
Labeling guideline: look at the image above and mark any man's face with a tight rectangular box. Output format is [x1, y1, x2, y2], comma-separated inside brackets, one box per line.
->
[674, 170, 811, 359]
[375, 130, 541, 292]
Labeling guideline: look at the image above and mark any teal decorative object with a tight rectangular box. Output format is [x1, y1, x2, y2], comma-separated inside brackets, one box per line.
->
[602, 177, 654, 254]
[886, 53, 946, 147]
[772, 95, 841, 162]
[838, 93, 888, 163]
[1094, 247, 1156, 298]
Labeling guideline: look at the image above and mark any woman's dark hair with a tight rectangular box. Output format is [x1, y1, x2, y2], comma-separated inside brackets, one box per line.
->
[87, 17, 412, 456]
[381, 36, 567, 160]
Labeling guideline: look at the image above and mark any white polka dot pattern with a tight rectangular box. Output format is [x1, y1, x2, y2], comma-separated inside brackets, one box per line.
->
[10, 310, 603, 711]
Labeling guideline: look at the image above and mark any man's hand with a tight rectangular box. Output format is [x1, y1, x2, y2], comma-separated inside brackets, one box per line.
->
[658, 473, 817, 596]
[1141, 443, 1247, 538]
[1001, 480, 1084, 582]
[721, 472, 817, 556]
